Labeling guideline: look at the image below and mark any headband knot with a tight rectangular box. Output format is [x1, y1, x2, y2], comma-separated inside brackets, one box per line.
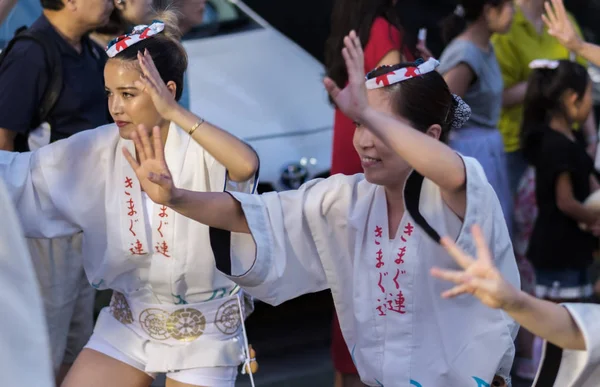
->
[106, 20, 165, 58]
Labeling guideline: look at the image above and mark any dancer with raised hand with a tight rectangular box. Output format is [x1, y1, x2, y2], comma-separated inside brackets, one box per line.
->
[0, 10, 259, 387]
[125, 30, 519, 387]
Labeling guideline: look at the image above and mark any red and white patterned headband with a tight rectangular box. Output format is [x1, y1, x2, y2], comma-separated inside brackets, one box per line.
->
[106, 20, 165, 58]
[365, 58, 440, 90]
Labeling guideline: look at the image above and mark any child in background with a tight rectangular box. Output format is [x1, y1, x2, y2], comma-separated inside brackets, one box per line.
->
[521, 59, 600, 304]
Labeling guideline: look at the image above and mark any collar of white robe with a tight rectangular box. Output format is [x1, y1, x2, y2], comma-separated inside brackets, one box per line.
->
[365, 58, 440, 90]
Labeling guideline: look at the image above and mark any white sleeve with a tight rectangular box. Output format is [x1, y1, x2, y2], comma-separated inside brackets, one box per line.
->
[0, 179, 54, 387]
[203, 146, 258, 194]
[0, 136, 86, 238]
[209, 176, 352, 306]
[461, 156, 521, 377]
[533, 303, 600, 387]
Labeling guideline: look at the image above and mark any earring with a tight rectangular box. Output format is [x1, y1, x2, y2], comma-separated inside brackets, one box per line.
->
[117, 0, 125, 5]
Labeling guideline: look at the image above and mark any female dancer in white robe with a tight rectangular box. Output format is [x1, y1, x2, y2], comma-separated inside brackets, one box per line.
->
[124, 31, 520, 387]
[432, 224, 600, 387]
[0, 13, 259, 387]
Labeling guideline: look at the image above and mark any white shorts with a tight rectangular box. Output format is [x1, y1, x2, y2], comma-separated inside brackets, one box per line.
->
[85, 334, 238, 386]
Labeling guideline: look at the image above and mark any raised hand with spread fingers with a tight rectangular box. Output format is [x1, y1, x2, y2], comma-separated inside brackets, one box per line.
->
[542, 0, 600, 67]
[323, 30, 369, 123]
[432, 224, 587, 351]
[430, 225, 522, 310]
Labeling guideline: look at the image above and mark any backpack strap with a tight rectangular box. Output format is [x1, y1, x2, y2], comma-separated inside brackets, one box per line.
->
[0, 26, 63, 129]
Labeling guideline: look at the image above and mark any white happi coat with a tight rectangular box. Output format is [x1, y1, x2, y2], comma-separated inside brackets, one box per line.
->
[533, 303, 600, 387]
[0, 122, 256, 369]
[0, 178, 54, 387]
[212, 155, 520, 387]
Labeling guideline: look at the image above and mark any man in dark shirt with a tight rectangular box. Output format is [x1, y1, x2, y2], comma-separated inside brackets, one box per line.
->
[0, 0, 112, 384]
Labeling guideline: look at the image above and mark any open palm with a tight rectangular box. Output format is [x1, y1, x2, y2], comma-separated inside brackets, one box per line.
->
[542, 0, 582, 52]
[430, 225, 521, 311]
[122, 125, 177, 206]
[323, 30, 369, 122]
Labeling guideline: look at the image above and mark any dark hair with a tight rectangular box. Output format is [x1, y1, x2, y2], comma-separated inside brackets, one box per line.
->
[521, 60, 590, 163]
[366, 61, 456, 143]
[111, 10, 188, 101]
[40, 0, 64, 10]
[440, 0, 508, 44]
[325, 0, 407, 97]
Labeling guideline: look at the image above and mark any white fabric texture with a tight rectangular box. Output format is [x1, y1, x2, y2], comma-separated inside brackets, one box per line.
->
[217, 155, 520, 386]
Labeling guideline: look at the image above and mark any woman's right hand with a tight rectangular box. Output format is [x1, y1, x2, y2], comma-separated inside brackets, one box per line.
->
[430, 225, 524, 312]
[323, 30, 370, 123]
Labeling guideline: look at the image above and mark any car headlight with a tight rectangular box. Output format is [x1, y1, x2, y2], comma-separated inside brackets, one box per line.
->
[280, 163, 308, 190]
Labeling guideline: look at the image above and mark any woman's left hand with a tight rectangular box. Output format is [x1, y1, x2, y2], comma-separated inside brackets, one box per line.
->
[542, 0, 583, 53]
[135, 49, 179, 119]
[323, 30, 369, 123]
[430, 225, 522, 312]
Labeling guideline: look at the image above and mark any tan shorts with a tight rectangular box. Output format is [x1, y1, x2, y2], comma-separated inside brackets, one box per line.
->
[27, 233, 95, 370]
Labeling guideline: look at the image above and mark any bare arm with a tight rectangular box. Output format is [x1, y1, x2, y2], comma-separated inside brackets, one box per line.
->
[323, 32, 466, 214]
[509, 291, 586, 350]
[576, 42, 600, 67]
[0, 128, 15, 151]
[502, 82, 528, 108]
[442, 63, 476, 98]
[169, 189, 250, 233]
[543, 0, 600, 67]
[432, 224, 586, 351]
[361, 108, 466, 194]
[136, 49, 259, 182]
[556, 172, 598, 225]
[164, 105, 259, 182]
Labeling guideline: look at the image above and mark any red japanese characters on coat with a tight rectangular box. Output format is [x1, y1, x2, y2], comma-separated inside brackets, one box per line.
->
[376, 291, 407, 316]
[373, 222, 414, 317]
[155, 241, 171, 257]
[130, 239, 144, 255]
[125, 176, 145, 255]
[155, 204, 171, 258]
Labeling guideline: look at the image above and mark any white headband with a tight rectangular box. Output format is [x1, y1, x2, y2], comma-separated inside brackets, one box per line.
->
[106, 21, 165, 58]
[365, 58, 440, 90]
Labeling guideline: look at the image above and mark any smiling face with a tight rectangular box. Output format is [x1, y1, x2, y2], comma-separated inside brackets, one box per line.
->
[104, 59, 166, 139]
[353, 89, 414, 188]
